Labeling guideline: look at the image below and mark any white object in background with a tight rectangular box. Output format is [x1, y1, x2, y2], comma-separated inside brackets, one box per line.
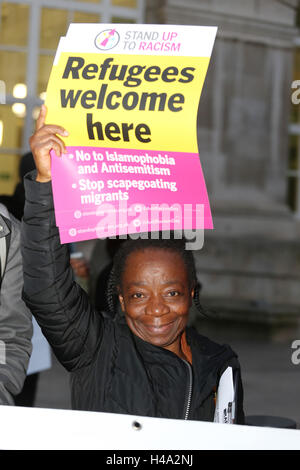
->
[0, 406, 299, 450]
[27, 318, 51, 375]
[214, 366, 235, 424]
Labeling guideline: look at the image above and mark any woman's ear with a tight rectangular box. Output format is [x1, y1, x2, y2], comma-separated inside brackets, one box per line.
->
[118, 292, 126, 313]
[189, 287, 195, 307]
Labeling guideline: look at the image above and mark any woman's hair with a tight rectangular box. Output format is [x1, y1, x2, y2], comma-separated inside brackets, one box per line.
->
[105, 234, 208, 318]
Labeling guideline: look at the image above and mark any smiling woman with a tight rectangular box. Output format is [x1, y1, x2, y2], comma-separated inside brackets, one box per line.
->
[22, 178, 245, 421]
[117, 247, 193, 358]
[21, 111, 246, 421]
[21, 106, 245, 421]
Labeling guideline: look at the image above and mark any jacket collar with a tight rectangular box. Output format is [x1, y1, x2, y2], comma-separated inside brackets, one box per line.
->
[115, 320, 238, 414]
[131, 324, 237, 405]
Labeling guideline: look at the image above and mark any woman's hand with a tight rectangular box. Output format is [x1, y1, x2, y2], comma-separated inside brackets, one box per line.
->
[29, 104, 69, 183]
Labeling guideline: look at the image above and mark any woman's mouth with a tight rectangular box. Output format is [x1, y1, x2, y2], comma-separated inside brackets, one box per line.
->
[143, 321, 175, 334]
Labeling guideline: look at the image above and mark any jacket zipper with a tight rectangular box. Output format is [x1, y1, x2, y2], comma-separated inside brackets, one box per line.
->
[181, 358, 193, 420]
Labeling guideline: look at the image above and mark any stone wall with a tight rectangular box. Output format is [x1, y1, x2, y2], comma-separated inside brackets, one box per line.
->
[146, 0, 300, 324]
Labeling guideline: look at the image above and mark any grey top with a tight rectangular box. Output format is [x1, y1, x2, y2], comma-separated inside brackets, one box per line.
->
[0, 205, 33, 405]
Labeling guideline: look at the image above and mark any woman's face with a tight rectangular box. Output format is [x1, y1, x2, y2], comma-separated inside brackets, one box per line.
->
[118, 248, 194, 355]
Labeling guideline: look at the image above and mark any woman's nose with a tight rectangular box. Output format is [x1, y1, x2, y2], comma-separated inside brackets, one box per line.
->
[145, 296, 170, 316]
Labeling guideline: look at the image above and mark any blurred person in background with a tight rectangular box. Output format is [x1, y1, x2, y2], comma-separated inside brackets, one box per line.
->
[0, 203, 32, 405]
[0, 152, 51, 407]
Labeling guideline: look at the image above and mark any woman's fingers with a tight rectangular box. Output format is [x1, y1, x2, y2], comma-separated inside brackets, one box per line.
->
[30, 105, 69, 182]
[34, 133, 67, 156]
[36, 104, 47, 131]
[34, 124, 69, 140]
[34, 137, 65, 158]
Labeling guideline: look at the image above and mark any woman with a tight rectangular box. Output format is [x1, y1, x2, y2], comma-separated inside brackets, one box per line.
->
[21, 106, 244, 422]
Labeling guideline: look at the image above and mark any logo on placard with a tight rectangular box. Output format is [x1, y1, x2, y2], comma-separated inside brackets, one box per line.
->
[95, 29, 120, 50]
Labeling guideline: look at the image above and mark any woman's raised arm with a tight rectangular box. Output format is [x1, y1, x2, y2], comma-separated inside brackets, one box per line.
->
[21, 106, 103, 372]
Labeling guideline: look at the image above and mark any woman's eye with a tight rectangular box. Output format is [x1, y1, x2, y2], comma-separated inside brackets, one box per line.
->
[167, 291, 179, 297]
[132, 293, 144, 299]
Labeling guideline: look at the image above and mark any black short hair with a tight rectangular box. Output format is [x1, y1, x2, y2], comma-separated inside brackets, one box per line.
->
[105, 234, 206, 318]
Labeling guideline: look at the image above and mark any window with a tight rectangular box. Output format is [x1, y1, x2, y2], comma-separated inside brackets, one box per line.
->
[288, 46, 300, 215]
[0, 0, 144, 194]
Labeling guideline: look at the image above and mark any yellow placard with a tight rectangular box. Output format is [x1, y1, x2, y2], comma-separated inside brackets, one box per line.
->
[46, 53, 210, 153]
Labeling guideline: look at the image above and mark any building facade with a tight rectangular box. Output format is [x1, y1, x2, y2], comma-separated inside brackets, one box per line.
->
[1, 0, 299, 323]
[147, 0, 300, 324]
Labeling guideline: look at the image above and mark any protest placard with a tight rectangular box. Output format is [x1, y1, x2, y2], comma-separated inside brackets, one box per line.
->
[44, 24, 217, 242]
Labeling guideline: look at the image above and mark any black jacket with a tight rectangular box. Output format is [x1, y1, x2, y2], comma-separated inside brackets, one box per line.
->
[21, 172, 244, 423]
